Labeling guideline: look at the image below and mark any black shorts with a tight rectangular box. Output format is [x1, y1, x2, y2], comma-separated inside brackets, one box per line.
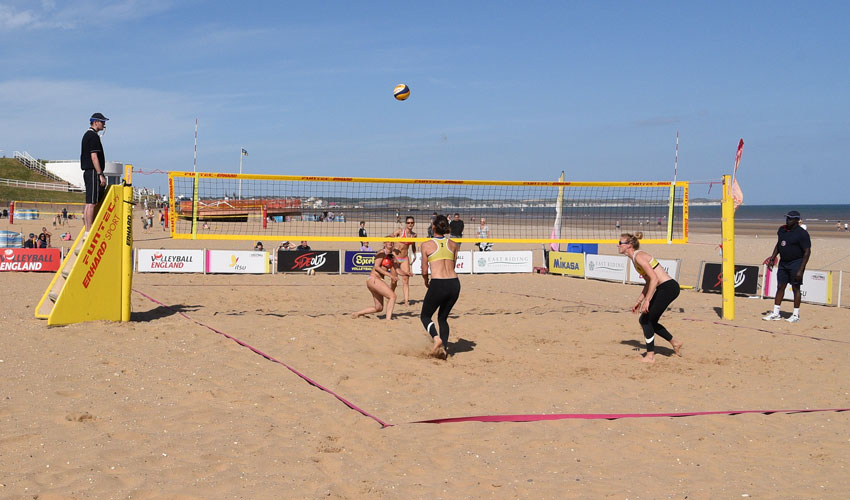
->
[777, 260, 803, 286]
[83, 169, 106, 204]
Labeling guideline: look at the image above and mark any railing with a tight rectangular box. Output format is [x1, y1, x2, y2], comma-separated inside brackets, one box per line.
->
[12, 151, 70, 184]
[0, 177, 73, 191]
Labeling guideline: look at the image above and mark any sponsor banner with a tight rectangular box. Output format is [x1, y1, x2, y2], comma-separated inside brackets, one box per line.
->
[585, 254, 629, 282]
[700, 263, 759, 295]
[411, 251, 472, 274]
[472, 251, 532, 274]
[0, 248, 61, 272]
[628, 258, 680, 284]
[137, 249, 204, 273]
[764, 268, 832, 305]
[207, 250, 269, 274]
[548, 251, 584, 277]
[277, 250, 340, 273]
[345, 251, 376, 273]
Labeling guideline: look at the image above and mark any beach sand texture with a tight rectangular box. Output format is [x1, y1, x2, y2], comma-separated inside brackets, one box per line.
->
[1, 216, 849, 498]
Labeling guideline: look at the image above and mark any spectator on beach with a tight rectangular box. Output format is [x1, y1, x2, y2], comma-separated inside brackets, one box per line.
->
[359, 221, 367, 245]
[37, 233, 48, 248]
[428, 212, 438, 238]
[278, 241, 294, 251]
[62, 207, 68, 222]
[40, 227, 52, 247]
[475, 217, 493, 251]
[297, 241, 311, 251]
[845, 223, 848, 232]
[836, 221, 842, 232]
[81, 112, 109, 237]
[254, 241, 264, 251]
[449, 213, 464, 247]
[763, 210, 811, 324]
[24, 233, 37, 248]
[159, 210, 165, 231]
[360, 242, 371, 251]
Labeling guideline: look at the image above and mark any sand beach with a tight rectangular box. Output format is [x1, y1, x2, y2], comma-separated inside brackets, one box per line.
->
[1, 215, 849, 499]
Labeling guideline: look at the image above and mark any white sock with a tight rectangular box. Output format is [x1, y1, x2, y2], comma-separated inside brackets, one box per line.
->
[792, 308, 800, 317]
[773, 305, 781, 314]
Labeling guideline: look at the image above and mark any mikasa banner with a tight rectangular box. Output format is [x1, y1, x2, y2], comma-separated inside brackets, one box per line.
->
[137, 249, 204, 273]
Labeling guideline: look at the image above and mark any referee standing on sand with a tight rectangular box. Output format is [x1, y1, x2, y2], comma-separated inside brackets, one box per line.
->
[81, 112, 109, 237]
[763, 210, 811, 323]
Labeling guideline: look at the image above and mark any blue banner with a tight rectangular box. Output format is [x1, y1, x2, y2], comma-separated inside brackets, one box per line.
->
[344, 251, 376, 273]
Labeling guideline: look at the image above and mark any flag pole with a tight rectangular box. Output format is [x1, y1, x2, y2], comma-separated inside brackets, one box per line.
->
[193, 118, 198, 173]
[666, 130, 678, 244]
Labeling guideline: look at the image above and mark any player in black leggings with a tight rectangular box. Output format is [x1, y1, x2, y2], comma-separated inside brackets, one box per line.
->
[419, 215, 461, 359]
[618, 232, 683, 363]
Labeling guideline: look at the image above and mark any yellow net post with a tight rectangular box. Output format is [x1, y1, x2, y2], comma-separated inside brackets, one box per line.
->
[721, 174, 735, 320]
[121, 165, 134, 322]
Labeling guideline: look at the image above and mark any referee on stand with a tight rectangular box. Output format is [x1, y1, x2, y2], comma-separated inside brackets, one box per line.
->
[81, 112, 109, 237]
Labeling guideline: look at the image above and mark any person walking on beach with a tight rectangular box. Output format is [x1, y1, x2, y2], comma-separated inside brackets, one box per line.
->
[420, 215, 461, 359]
[449, 213, 464, 248]
[81, 112, 108, 237]
[618, 232, 683, 363]
[358, 221, 367, 245]
[763, 210, 811, 323]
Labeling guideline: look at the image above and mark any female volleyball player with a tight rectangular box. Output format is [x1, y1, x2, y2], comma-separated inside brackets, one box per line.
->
[420, 215, 461, 359]
[618, 232, 683, 363]
[353, 240, 408, 321]
[391, 216, 417, 306]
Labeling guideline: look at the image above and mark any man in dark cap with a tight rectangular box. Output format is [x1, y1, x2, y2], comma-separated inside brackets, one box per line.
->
[81, 112, 109, 237]
[763, 210, 811, 323]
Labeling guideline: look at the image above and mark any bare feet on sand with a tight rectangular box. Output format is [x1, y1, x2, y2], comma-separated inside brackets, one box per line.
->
[430, 338, 446, 360]
[641, 352, 656, 363]
[671, 339, 683, 356]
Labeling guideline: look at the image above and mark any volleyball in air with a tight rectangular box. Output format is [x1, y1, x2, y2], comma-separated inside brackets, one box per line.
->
[393, 84, 410, 101]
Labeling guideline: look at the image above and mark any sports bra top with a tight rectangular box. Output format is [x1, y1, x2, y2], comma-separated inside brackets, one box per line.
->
[399, 228, 414, 246]
[632, 250, 659, 278]
[427, 237, 455, 263]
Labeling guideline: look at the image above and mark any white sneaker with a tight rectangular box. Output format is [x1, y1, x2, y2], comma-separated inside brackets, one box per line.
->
[786, 315, 800, 323]
[762, 312, 782, 321]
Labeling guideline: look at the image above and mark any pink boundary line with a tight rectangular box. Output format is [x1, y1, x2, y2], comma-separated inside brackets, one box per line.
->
[132, 289, 850, 428]
[682, 318, 850, 345]
[132, 288, 392, 428]
[413, 408, 850, 424]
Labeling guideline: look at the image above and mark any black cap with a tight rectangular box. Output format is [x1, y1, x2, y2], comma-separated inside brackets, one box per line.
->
[90, 112, 109, 122]
[786, 210, 801, 219]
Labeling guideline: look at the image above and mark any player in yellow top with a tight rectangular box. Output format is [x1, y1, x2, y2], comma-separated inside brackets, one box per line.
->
[419, 215, 460, 359]
[618, 232, 683, 363]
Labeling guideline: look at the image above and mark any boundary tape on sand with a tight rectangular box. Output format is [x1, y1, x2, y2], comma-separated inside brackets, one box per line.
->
[683, 318, 850, 345]
[132, 288, 391, 428]
[133, 289, 850, 428]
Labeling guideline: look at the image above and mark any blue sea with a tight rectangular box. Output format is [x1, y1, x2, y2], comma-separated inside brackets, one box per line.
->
[689, 204, 850, 223]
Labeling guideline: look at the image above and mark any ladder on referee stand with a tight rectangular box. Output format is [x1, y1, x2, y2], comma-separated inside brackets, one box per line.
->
[35, 168, 135, 326]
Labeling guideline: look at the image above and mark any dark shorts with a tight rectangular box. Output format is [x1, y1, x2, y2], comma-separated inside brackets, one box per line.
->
[83, 169, 106, 205]
[777, 259, 803, 286]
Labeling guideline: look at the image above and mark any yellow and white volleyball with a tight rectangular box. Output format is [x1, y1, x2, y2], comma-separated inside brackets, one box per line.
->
[393, 84, 410, 101]
[306, 269, 315, 275]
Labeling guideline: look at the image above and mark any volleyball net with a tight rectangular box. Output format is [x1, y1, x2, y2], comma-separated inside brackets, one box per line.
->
[168, 171, 689, 245]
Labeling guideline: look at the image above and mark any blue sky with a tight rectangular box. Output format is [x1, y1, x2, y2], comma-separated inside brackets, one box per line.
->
[1, 1, 848, 204]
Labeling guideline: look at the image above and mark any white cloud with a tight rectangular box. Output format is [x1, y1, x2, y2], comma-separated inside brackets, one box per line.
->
[0, 0, 178, 31]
